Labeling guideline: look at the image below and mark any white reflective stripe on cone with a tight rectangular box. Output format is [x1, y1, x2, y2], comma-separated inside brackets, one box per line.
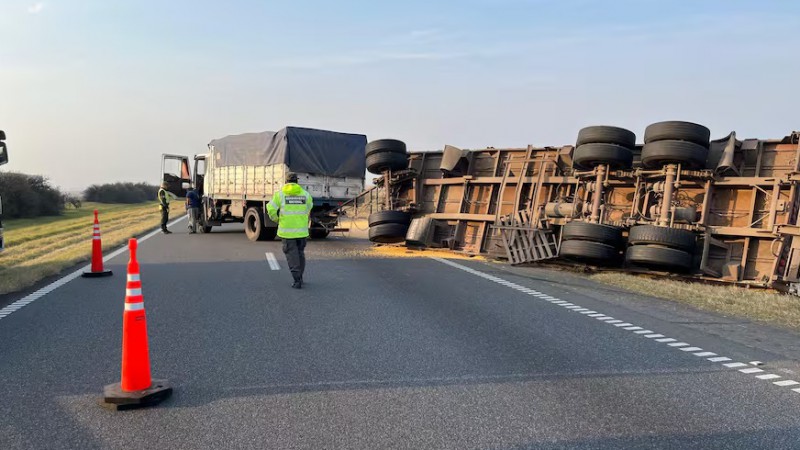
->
[127, 274, 141, 282]
[124, 302, 144, 311]
[126, 288, 142, 296]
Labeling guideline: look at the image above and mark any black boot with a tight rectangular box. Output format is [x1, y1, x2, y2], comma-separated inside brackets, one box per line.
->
[291, 279, 302, 289]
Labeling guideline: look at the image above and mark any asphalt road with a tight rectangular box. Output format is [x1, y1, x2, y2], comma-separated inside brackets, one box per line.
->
[2, 222, 800, 449]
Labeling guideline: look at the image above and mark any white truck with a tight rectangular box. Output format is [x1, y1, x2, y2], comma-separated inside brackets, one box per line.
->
[161, 127, 366, 240]
[0, 130, 8, 251]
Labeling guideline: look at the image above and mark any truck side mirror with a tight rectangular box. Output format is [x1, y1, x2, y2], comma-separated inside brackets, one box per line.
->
[0, 142, 7, 166]
[0, 130, 6, 140]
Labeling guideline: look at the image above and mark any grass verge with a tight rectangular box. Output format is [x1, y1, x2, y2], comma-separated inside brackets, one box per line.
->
[589, 272, 800, 331]
[0, 202, 161, 295]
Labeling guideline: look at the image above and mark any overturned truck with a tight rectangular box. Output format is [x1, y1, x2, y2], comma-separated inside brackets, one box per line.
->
[368, 123, 800, 293]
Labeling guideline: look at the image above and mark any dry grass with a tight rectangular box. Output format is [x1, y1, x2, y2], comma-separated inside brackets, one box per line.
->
[589, 272, 800, 331]
[0, 203, 161, 295]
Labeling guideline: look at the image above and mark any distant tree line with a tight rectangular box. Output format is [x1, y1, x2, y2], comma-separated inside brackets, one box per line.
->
[0, 172, 65, 218]
[83, 182, 160, 204]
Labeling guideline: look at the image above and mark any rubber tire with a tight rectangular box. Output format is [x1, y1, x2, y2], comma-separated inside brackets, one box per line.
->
[561, 222, 624, 247]
[559, 240, 619, 263]
[573, 143, 633, 170]
[366, 139, 406, 157]
[641, 140, 709, 169]
[367, 151, 408, 174]
[627, 225, 696, 253]
[368, 211, 412, 227]
[625, 244, 693, 271]
[576, 126, 636, 149]
[368, 223, 409, 243]
[309, 227, 330, 239]
[201, 225, 213, 233]
[644, 121, 710, 147]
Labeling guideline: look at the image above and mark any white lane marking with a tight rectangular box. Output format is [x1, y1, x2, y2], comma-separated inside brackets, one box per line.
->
[756, 374, 781, 380]
[430, 257, 800, 395]
[724, 362, 749, 368]
[265, 252, 280, 271]
[708, 357, 732, 362]
[0, 215, 187, 322]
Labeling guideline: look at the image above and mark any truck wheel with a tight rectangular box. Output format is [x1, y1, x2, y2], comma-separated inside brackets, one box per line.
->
[366, 139, 407, 157]
[368, 211, 412, 227]
[244, 207, 269, 242]
[309, 227, 330, 239]
[367, 151, 408, 174]
[561, 222, 624, 248]
[644, 121, 710, 147]
[576, 126, 636, 149]
[201, 225, 213, 233]
[559, 240, 620, 264]
[368, 223, 409, 243]
[572, 143, 633, 170]
[641, 140, 709, 169]
[627, 225, 696, 252]
[625, 244, 693, 272]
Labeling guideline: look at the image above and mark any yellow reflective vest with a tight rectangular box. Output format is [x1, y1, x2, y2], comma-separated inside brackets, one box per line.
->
[266, 183, 313, 239]
[157, 188, 170, 211]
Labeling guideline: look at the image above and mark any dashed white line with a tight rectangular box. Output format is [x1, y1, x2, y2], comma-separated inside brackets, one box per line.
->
[430, 257, 800, 397]
[265, 252, 281, 270]
[708, 357, 732, 362]
[756, 374, 781, 380]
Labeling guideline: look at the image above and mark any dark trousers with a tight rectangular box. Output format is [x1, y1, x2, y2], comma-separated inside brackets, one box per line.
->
[161, 208, 169, 231]
[282, 238, 307, 282]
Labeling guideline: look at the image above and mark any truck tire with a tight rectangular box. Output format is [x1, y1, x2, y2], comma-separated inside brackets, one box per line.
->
[201, 225, 213, 233]
[627, 225, 696, 252]
[625, 244, 693, 271]
[561, 222, 623, 247]
[368, 211, 412, 227]
[368, 223, 408, 243]
[573, 143, 633, 170]
[641, 140, 709, 169]
[644, 121, 710, 147]
[244, 207, 271, 242]
[559, 240, 619, 263]
[576, 126, 636, 149]
[366, 139, 407, 157]
[309, 227, 330, 239]
[367, 151, 408, 174]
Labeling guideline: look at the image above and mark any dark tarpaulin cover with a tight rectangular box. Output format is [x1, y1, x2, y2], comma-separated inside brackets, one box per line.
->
[209, 127, 367, 178]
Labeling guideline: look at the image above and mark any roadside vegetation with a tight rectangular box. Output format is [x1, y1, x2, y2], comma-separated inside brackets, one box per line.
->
[0, 172, 65, 218]
[590, 272, 800, 331]
[83, 182, 159, 203]
[0, 202, 160, 295]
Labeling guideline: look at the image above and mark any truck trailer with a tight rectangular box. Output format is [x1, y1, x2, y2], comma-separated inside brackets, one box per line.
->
[162, 126, 366, 240]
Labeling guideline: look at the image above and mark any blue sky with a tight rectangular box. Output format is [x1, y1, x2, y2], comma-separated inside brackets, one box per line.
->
[1, 0, 799, 190]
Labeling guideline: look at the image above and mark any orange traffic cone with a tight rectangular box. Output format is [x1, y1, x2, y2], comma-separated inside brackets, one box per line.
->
[82, 210, 112, 278]
[100, 238, 172, 410]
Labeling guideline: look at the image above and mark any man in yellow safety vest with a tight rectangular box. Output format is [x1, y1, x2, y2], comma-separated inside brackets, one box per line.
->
[267, 172, 314, 289]
[157, 182, 173, 234]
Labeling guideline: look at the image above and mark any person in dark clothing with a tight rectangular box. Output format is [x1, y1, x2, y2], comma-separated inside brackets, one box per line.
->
[185, 187, 202, 233]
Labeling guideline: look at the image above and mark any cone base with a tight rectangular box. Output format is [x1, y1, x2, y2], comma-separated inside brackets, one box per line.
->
[100, 379, 172, 411]
[82, 270, 113, 278]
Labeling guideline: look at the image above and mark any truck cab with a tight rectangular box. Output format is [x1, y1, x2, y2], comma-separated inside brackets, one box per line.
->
[0, 130, 9, 252]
